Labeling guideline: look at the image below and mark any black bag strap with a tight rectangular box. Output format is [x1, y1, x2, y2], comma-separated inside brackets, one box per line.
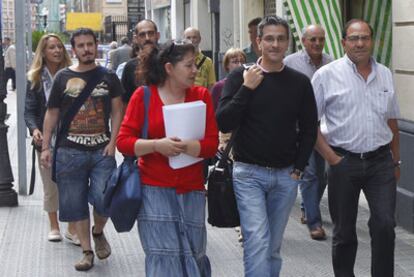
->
[29, 145, 36, 195]
[59, 66, 108, 137]
[52, 66, 107, 181]
[196, 55, 207, 70]
[216, 129, 238, 168]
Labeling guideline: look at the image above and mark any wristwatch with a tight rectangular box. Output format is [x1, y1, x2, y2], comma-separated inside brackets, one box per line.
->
[290, 168, 304, 179]
[394, 160, 402, 168]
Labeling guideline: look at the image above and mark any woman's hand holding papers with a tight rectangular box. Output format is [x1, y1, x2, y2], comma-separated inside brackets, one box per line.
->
[154, 137, 187, 157]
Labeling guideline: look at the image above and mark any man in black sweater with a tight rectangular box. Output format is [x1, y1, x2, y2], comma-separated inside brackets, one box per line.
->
[216, 16, 317, 277]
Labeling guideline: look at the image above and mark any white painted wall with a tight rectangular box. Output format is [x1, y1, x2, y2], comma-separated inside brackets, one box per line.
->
[171, 0, 184, 39]
[239, 0, 264, 49]
[220, 0, 234, 52]
[189, 0, 212, 51]
[393, 0, 414, 121]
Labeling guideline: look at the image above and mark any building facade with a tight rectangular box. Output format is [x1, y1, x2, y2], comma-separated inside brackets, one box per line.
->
[392, 0, 414, 232]
[1, 0, 15, 40]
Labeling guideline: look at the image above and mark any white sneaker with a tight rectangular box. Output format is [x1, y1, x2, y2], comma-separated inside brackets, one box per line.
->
[65, 231, 81, 246]
[48, 229, 62, 242]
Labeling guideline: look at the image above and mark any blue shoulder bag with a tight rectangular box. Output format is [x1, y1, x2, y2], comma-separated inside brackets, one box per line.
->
[103, 86, 151, 232]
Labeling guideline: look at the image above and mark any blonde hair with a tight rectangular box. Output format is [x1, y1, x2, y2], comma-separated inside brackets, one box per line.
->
[27, 33, 72, 90]
[222, 48, 246, 72]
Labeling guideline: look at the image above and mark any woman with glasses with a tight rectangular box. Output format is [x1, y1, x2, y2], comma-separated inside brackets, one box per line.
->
[117, 40, 218, 277]
[211, 48, 246, 111]
[24, 33, 79, 245]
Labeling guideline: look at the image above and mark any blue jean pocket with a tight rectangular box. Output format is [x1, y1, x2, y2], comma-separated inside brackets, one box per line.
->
[233, 162, 254, 179]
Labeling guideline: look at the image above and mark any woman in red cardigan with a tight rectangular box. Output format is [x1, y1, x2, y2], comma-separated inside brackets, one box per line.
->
[116, 40, 218, 277]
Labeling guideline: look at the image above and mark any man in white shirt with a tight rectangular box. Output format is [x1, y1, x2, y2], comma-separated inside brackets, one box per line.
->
[4, 42, 16, 91]
[312, 19, 400, 277]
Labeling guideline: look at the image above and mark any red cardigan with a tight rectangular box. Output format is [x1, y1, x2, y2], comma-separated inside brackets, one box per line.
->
[116, 85, 219, 193]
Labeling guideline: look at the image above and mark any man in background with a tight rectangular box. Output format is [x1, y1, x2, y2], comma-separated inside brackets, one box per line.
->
[284, 24, 333, 240]
[110, 37, 132, 71]
[184, 27, 216, 90]
[243, 17, 262, 63]
[4, 40, 16, 91]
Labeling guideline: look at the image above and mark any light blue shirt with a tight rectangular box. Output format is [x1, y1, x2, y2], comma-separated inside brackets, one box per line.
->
[312, 55, 400, 153]
[284, 50, 333, 80]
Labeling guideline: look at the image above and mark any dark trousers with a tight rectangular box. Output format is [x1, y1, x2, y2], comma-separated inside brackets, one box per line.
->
[315, 151, 327, 202]
[328, 150, 396, 277]
[4, 67, 16, 90]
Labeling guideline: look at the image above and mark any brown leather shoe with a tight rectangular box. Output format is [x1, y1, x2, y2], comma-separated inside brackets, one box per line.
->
[310, 226, 327, 240]
[75, 250, 94, 271]
[92, 226, 111, 260]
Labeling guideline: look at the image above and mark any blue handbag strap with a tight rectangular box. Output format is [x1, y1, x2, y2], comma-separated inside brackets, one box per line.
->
[123, 86, 151, 163]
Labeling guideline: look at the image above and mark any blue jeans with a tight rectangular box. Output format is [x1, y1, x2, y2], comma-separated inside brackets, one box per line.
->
[299, 150, 327, 230]
[233, 162, 299, 277]
[138, 185, 211, 277]
[55, 147, 116, 222]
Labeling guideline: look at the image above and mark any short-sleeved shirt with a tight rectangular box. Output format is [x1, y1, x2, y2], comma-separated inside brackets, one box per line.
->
[194, 52, 216, 89]
[48, 66, 123, 150]
[312, 55, 400, 153]
[243, 44, 258, 63]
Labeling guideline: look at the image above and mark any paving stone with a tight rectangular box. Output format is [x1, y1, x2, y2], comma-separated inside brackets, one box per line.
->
[1, 90, 413, 276]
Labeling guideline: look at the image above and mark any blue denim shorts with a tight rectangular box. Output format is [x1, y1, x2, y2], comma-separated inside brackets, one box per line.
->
[55, 147, 116, 222]
[138, 185, 211, 277]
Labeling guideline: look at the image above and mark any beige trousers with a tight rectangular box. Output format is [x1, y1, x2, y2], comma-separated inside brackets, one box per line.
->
[36, 151, 59, 212]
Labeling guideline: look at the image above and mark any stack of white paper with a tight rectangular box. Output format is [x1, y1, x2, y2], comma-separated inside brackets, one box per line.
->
[163, 100, 206, 169]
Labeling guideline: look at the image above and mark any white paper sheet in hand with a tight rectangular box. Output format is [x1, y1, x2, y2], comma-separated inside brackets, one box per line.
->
[163, 100, 206, 169]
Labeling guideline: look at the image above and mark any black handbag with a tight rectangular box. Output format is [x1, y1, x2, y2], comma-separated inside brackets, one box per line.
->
[103, 85, 151, 232]
[207, 131, 240, 228]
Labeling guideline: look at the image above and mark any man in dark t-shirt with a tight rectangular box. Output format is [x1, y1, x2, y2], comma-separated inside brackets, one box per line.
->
[216, 16, 317, 276]
[40, 28, 124, 271]
[121, 19, 159, 103]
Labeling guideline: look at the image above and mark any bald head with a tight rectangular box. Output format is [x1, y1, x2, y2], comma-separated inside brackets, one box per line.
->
[301, 24, 326, 58]
[302, 25, 325, 38]
[184, 27, 201, 50]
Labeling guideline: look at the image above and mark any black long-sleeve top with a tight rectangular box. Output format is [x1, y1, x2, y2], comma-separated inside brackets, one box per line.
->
[121, 58, 139, 104]
[216, 66, 317, 171]
[24, 81, 47, 135]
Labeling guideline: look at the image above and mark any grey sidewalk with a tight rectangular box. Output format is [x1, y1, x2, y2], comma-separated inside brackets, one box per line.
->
[1, 90, 414, 277]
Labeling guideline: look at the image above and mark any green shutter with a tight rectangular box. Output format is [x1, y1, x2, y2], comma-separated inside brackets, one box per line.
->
[363, 0, 392, 67]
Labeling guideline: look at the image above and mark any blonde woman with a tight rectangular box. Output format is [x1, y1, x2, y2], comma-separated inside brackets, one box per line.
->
[24, 34, 79, 244]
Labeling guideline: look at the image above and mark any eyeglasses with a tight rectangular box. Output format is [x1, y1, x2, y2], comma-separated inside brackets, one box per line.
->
[345, 35, 371, 42]
[136, 30, 156, 39]
[262, 35, 288, 44]
[229, 59, 244, 65]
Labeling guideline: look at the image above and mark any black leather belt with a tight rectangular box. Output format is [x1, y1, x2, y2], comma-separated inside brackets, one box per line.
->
[331, 144, 390, 160]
